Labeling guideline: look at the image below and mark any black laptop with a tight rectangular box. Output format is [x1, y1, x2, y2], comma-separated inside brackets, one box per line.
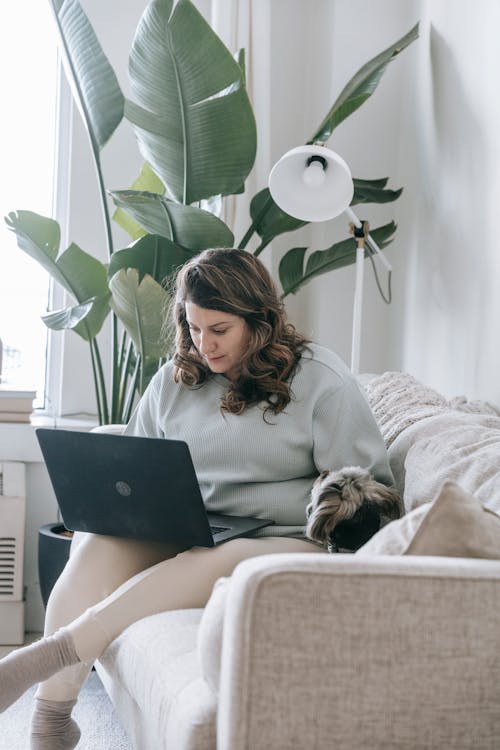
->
[36, 428, 273, 547]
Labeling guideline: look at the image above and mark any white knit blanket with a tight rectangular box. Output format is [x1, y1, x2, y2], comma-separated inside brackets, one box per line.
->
[363, 371, 500, 449]
[402, 413, 500, 513]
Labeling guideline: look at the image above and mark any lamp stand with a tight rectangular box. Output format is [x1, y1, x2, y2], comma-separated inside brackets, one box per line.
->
[349, 220, 369, 375]
[344, 207, 393, 375]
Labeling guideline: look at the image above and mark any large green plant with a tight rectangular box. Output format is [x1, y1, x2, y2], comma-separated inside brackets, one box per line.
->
[5, 0, 418, 424]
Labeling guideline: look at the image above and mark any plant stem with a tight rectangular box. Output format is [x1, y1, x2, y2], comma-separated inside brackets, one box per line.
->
[94, 339, 109, 424]
[88, 340, 104, 425]
[111, 316, 120, 423]
[117, 337, 134, 422]
[238, 223, 256, 250]
[238, 193, 274, 250]
[90, 339, 109, 424]
[94, 154, 120, 423]
[117, 329, 127, 370]
[123, 356, 141, 424]
[254, 238, 272, 257]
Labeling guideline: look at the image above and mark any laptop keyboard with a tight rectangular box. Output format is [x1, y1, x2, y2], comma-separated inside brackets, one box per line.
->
[210, 525, 229, 535]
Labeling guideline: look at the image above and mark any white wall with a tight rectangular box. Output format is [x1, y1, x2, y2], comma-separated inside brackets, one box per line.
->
[262, 0, 420, 377]
[398, 0, 500, 405]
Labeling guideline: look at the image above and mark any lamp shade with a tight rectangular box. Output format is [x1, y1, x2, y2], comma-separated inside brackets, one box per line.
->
[268, 145, 354, 222]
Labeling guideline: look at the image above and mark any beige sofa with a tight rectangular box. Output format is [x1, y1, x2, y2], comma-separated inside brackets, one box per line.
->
[95, 372, 500, 749]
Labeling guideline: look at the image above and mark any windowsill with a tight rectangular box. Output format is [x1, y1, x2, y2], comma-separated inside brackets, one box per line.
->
[0, 414, 98, 462]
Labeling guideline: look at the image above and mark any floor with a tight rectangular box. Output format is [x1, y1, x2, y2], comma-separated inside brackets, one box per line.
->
[0, 645, 133, 750]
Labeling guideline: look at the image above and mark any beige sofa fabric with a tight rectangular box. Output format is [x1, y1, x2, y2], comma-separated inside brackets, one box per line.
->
[218, 553, 500, 750]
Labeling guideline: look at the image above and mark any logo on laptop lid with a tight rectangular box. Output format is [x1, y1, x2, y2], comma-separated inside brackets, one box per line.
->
[115, 481, 132, 497]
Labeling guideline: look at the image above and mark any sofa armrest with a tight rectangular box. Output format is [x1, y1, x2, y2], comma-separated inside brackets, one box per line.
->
[217, 553, 500, 750]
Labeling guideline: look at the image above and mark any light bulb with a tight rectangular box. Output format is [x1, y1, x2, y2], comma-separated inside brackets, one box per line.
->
[302, 160, 326, 188]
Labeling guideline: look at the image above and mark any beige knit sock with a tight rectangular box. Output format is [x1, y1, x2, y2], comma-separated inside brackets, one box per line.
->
[30, 698, 81, 750]
[0, 629, 79, 712]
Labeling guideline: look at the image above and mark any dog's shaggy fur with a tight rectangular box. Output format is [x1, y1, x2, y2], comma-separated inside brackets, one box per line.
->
[306, 466, 402, 552]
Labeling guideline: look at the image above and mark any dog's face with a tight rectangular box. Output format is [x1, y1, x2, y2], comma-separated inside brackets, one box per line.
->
[306, 466, 401, 551]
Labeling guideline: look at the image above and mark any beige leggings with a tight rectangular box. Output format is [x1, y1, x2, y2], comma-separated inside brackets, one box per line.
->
[38, 532, 322, 701]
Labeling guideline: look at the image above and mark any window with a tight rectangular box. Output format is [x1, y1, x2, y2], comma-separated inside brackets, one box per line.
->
[0, 2, 59, 408]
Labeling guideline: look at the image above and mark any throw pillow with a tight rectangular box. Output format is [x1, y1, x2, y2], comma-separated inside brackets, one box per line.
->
[356, 480, 500, 559]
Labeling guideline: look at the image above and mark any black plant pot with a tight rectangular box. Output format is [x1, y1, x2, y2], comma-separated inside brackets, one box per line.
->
[38, 523, 73, 609]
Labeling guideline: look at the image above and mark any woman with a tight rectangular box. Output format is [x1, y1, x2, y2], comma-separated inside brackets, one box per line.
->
[0, 248, 393, 748]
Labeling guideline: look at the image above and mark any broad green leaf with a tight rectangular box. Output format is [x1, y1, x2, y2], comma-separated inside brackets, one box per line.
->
[42, 294, 111, 341]
[5, 210, 111, 339]
[56, 242, 109, 302]
[126, 0, 256, 203]
[109, 190, 234, 249]
[277, 247, 308, 297]
[352, 178, 403, 205]
[112, 162, 165, 240]
[49, 0, 124, 150]
[109, 268, 171, 361]
[248, 188, 307, 254]
[42, 300, 93, 330]
[5, 211, 62, 279]
[72, 294, 112, 340]
[352, 177, 389, 190]
[108, 234, 196, 285]
[305, 221, 396, 277]
[280, 222, 397, 296]
[308, 23, 419, 143]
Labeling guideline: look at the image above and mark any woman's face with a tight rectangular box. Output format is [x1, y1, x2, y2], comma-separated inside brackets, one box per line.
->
[185, 302, 250, 381]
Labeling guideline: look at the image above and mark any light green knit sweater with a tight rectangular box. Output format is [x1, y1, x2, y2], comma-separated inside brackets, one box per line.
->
[125, 344, 393, 537]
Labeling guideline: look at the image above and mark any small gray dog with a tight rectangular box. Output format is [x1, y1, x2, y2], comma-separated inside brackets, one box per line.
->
[306, 466, 402, 552]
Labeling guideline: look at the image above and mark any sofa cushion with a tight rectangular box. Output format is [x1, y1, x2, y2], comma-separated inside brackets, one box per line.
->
[97, 608, 217, 750]
[356, 481, 500, 559]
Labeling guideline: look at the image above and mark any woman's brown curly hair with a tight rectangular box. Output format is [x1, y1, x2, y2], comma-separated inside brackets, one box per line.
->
[170, 248, 309, 416]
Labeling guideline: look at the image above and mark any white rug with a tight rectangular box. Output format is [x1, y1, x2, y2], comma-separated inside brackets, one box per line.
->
[0, 671, 132, 749]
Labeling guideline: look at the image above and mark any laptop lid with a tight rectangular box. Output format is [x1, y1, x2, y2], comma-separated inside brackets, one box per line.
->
[36, 428, 273, 547]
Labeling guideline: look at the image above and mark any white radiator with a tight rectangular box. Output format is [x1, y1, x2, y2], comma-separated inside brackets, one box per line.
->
[0, 461, 26, 644]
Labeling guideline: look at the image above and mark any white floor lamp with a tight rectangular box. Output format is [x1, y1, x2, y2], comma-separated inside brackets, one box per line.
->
[268, 144, 392, 374]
